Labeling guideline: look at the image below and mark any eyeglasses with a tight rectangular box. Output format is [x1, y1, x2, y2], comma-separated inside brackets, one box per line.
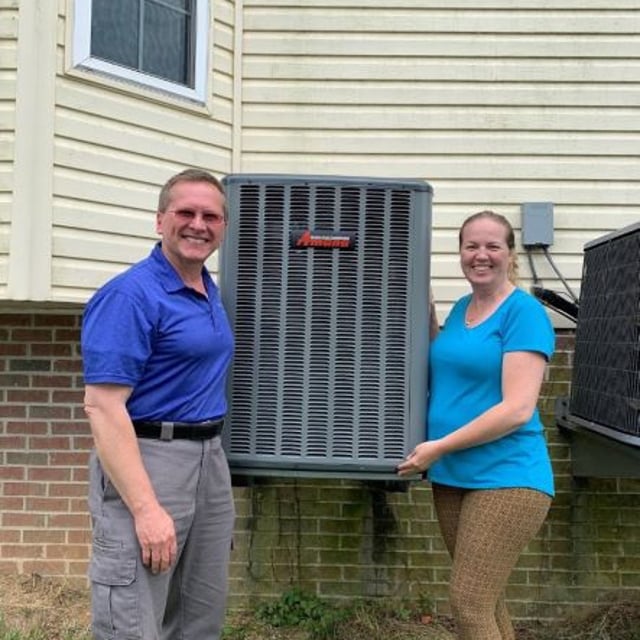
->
[167, 208, 226, 225]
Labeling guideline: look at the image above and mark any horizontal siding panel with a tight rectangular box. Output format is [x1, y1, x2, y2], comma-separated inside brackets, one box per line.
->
[54, 202, 156, 239]
[245, 58, 640, 83]
[53, 230, 153, 264]
[430, 255, 584, 284]
[0, 45, 16, 69]
[0, 105, 14, 130]
[431, 230, 622, 258]
[56, 82, 231, 150]
[244, 9, 640, 34]
[240, 153, 640, 181]
[243, 132, 640, 158]
[51, 253, 220, 299]
[55, 112, 229, 172]
[244, 34, 640, 58]
[54, 139, 227, 188]
[242, 82, 640, 107]
[0, 71, 15, 99]
[0, 12, 18, 39]
[243, 105, 640, 132]
[54, 170, 158, 213]
[246, 1, 640, 8]
[0, 133, 13, 159]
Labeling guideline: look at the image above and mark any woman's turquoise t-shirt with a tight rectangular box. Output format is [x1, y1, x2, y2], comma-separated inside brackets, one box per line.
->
[427, 288, 555, 497]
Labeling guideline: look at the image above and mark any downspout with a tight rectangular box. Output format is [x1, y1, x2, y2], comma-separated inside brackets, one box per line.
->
[8, 1, 57, 300]
[231, 0, 243, 173]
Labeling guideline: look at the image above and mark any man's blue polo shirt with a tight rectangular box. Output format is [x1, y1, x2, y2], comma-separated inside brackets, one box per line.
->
[81, 243, 234, 422]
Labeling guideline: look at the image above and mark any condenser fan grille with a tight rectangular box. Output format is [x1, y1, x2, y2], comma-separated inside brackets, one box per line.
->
[569, 222, 640, 438]
[220, 175, 432, 476]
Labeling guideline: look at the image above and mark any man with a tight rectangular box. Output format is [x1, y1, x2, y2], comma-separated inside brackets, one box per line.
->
[81, 168, 235, 639]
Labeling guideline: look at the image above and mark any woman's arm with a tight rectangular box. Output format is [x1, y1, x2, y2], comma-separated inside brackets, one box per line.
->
[397, 350, 547, 475]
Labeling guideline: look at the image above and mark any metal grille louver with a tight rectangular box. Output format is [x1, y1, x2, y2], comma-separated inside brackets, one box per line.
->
[569, 221, 640, 444]
[219, 175, 432, 477]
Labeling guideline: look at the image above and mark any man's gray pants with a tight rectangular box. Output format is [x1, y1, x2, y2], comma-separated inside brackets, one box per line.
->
[88, 436, 235, 639]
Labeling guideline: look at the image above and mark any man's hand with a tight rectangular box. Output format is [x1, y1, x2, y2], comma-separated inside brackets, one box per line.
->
[134, 503, 178, 574]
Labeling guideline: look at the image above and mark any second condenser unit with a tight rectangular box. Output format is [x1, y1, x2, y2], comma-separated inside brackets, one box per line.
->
[219, 174, 433, 479]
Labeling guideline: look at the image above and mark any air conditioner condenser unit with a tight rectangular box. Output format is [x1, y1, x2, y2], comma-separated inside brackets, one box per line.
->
[219, 174, 433, 479]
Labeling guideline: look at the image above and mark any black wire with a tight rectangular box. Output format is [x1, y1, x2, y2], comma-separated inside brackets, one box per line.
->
[541, 247, 579, 303]
[525, 247, 541, 285]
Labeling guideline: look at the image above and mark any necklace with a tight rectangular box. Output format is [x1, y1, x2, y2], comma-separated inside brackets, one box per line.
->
[465, 290, 509, 327]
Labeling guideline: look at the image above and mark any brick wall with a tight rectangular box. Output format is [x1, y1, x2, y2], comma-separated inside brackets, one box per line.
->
[1, 312, 639, 620]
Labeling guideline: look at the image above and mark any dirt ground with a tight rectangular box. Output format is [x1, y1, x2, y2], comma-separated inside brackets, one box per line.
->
[1, 574, 640, 640]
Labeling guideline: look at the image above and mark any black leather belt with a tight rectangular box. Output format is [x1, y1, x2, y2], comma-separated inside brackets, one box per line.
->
[132, 419, 224, 441]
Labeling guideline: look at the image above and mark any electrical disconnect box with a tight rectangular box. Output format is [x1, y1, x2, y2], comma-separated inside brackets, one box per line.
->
[521, 202, 554, 247]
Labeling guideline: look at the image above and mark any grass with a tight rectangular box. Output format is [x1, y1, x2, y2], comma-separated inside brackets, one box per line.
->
[2, 575, 640, 640]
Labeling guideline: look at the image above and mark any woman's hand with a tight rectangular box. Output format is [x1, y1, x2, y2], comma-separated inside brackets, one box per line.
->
[396, 440, 442, 477]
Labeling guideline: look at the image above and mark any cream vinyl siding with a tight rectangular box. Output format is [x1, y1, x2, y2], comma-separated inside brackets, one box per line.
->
[0, 3, 18, 295]
[47, 0, 235, 302]
[240, 0, 640, 325]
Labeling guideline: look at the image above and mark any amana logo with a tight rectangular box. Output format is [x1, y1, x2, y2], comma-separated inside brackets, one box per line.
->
[290, 229, 356, 250]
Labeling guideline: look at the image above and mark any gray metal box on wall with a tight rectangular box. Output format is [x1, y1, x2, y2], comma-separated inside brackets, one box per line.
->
[219, 174, 433, 478]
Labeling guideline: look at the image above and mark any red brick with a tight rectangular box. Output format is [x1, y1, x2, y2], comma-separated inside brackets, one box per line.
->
[0, 560, 20, 572]
[28, 467, 72, 482]
[70, 498, 89, 511]
[26, 497, 71, 512]
[0, 435, 27, 449]
[7, 389, 50, 402]
[3, 482, 46, 497]
[48, 514, 91, 529]
[2, 513, 46, 527]
[73, 436, 94, 450]
[54, 359, 83, 373]
[52, 389, 85, 403]
[0, 405, 27, 418]
[0, 373, 30, 387]
[51, 422, 89, 435]
[48, 483, 87, 498]
[29, 405, 72, 419]
[6, 420, 49, 435]
[0, 545, 44, 558]
[12, 329, 54, 341]
[46, 544, 90, 560]
[32, 374, 73, 388]
[22, 560, 66, 574]
[0, 314, 32, 326]
[0, 466, 26, 480]
[55, 328, 81, 341]
[31, 342, 73, 356]
[73, 467, 89, 482]
[0, 343, 28, 356]
[6, 451, 48, 465]
[0, 497, 25, 510]
[49, 451, 90, 466]
[23, 529, 66, 543]
[28, 436, 72, 450]
[68, 530, 92, 544]
[0, 530, 20, 543]
[34, 315, 77, 328]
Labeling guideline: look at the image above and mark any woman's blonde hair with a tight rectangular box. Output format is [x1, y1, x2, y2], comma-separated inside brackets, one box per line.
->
[458, 210, 519, 285]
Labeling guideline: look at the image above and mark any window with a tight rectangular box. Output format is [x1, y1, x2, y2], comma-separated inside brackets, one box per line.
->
[72, 0, 210, 102]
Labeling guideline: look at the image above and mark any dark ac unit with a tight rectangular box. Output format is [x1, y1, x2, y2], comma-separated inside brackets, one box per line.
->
[567, 220, 640, 446]
[219, 174, 433, 478]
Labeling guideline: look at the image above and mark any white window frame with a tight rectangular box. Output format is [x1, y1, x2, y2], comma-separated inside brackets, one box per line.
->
[72, 0, 210, 103]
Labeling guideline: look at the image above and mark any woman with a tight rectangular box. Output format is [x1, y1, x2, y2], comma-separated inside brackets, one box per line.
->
[397, 210, 555, 640]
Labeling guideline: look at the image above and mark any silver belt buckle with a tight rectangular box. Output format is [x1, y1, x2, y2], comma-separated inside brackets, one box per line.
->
[160, 421, 174, 441]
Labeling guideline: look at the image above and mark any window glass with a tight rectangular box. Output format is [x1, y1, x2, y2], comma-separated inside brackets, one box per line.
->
[72, 0, 208, 102]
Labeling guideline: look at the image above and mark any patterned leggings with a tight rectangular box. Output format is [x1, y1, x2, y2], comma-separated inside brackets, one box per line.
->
[432, 483, 551, 640]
